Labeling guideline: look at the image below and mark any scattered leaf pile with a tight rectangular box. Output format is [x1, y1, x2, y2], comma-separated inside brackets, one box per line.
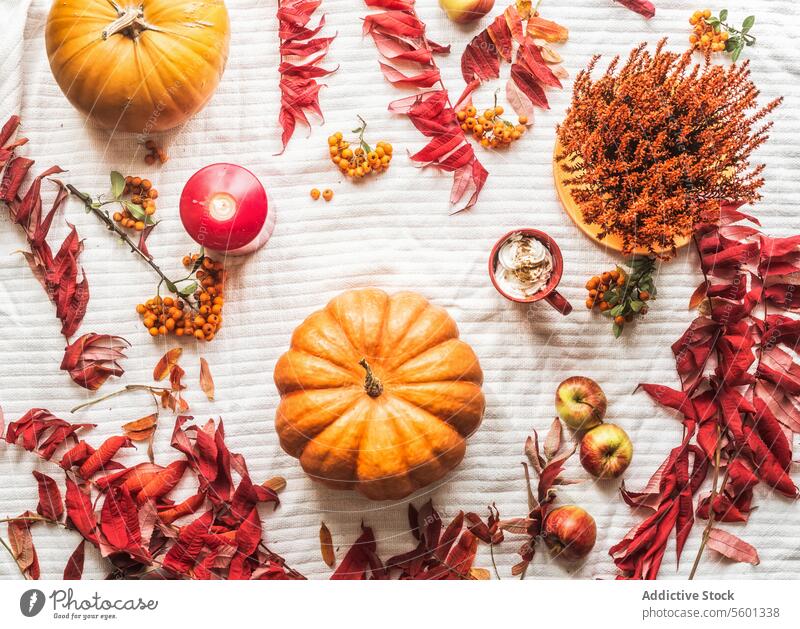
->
[461, 3, 568, 120]
[0, 115, 88, 338]
[1, 409, 301, 580]
[277, 0, 337, 151]
[557, 41, 780, 257]
[330, 501, 502, 579]
[613, 202, 800, 579]
[363, 0, 488, 212]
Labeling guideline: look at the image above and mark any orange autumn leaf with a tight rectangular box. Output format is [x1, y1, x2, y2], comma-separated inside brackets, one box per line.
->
[469, 567, 491, 579]
[689, 281, 709, 310]
[153, 347, 182, 381]
[199, 357, 214, 401]
[319, 521, 336, 568]
[526, 16, 568, 43]
[122, 413, 158, 441]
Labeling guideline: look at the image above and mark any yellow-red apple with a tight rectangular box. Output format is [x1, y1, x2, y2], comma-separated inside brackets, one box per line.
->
[580, 423, 633, 479]
[555, 376, 607, 431]
[438, 0, 494, 23]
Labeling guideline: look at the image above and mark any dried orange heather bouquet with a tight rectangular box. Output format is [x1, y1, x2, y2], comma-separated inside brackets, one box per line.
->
[557, 40, 780, 257]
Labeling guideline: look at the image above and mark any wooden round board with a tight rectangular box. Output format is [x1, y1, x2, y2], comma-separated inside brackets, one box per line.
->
[552, 140, 690, 255]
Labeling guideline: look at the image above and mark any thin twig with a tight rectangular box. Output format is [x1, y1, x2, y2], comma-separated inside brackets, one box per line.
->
[67, 184, 197, 308]
[70, 384, 172, 413]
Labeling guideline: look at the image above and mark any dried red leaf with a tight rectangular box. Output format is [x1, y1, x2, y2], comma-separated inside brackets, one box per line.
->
[5, 409, 94, 461]
[158, 493, 205, 524]
[320, 521, 336, 568]
[614, 0, 655, 18]
[32, 471, 63, 521]
[331, 525, 385, 580]
[277, 0, 336, 151]
[100, 486, 145, 558]
[60, 333, 129, 390]
[65, 477, 98, 544]
[63, 539, 85, 579]
[78, 435, 133, 478]
[706, 528, 760, 565]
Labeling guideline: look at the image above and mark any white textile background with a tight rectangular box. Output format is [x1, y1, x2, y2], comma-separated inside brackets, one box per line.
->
[0, 0, 799, 579]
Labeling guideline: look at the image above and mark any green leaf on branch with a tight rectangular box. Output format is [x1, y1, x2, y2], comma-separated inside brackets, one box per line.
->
[110, 171, 125, 199]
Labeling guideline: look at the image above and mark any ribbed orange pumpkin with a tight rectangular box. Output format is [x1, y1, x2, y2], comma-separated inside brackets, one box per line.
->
[45, 0, 230, 133]
[274, 289, 485, 500]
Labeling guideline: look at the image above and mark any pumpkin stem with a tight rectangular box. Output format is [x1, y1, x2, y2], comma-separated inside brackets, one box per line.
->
[103, 5, 150, 40]
[358, 359, 383, 398]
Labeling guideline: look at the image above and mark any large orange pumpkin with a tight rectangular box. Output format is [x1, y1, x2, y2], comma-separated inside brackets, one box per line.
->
[274, 289, 485, 500]
[45, 0, 230, 133]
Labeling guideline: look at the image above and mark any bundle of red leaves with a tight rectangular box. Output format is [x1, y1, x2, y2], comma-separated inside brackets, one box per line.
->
[495, 418, 582, 576]
[461, 4, 568, 119]
[614, 0, 656, 19]
[1, 411, 303, 580]
[277, 0, 337, 152]
[613, 202, 800, 579]
[331, 501, 502, 579]
[363, 0, 488, 212]
[60, 333, 129, 391]
[0, 116, 88, 339]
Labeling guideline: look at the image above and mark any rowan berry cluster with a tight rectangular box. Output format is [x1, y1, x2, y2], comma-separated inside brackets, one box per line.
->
[136, 254, 225, 342]
[456, 104, 527, 149]
[328, 118, 393, 179]
[112, 175, 158, 232]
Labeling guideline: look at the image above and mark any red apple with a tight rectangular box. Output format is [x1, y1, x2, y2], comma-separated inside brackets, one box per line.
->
[579, 423, 633, 479]
[555, 376, 607, 431]
[542, 505, 596, 561]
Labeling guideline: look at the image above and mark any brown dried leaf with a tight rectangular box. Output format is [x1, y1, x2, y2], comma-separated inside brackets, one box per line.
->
[153, 348, 182, 381]
[543, 418, 562, 460]
[524, 434, 542, 473]
[320, 521, 336, 568]
[263, 477, 287, 493]
[199, 358, 214, 401]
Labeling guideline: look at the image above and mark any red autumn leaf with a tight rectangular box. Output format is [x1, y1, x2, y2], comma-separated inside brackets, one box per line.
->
[64, 478, 98, 543]
[5, 409, 94, 461]
[199, 357, 215, 400]
[60, 333, 129, 390]
[614, 0, 656, 18]
[0, 119, 90, 339]
[706, 528, 760, 565]
[365, 0, 487, 212]
[8, 512, 40, 579]
[161, 510, 215, 576]
[99, 486, 144, 557]
[153, 347, 182, 381]
[526, 15, 569, 42]
[32, 471, 63, 521]
[277, 0, 336, 151]
[689, 281, 709, 310]
[228, 507, 262, 579]
[331, 525, 386, 580]
[59, 441, 96, 470]
[78, 435, 133, 478]
[63, 540, 85, 580]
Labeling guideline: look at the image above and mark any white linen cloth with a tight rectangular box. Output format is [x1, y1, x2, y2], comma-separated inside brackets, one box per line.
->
[1, 0, 799, 579]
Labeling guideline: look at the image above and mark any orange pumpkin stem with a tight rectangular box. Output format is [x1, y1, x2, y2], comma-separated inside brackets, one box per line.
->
[358, 358, 383, 398]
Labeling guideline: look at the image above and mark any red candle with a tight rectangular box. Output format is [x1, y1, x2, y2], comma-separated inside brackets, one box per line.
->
[179, 163, 275, 255]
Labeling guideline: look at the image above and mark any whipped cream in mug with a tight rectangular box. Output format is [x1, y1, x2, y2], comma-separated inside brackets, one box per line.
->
[493, 232, 554, 299]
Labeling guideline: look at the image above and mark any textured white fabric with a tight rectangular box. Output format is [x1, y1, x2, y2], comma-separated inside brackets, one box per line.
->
[1, 0, 799, 580]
